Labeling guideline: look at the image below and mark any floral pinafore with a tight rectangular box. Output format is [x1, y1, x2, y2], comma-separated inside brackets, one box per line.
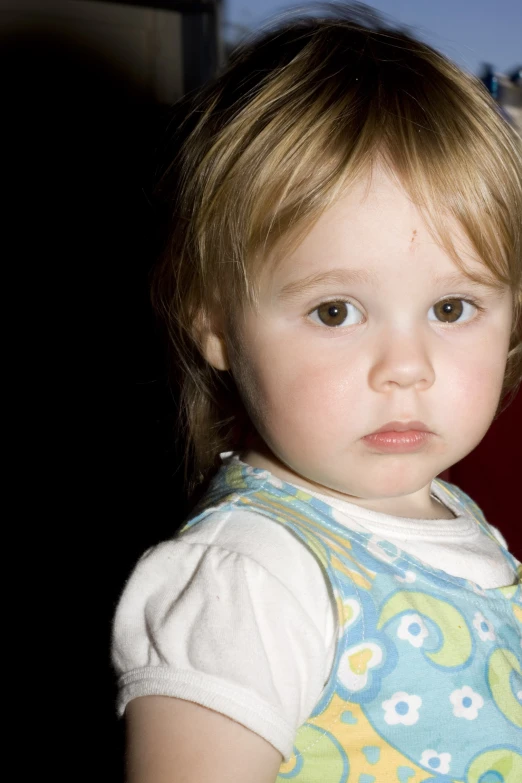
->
[184, 462, 522, 783]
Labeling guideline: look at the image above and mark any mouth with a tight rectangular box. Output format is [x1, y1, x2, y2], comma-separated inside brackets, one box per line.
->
[361, 421, 434, 454]
[368, 420, 432, 435]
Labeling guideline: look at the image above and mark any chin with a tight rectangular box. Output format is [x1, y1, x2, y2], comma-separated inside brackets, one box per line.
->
[350, 464, 442, 500]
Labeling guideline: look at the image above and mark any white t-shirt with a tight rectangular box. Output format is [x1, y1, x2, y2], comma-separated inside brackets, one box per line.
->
[112, 461, 515, 759]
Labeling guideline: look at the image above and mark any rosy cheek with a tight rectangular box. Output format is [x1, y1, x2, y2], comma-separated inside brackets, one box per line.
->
[267, 358, 351, 434]
[441, 353, 505, 432]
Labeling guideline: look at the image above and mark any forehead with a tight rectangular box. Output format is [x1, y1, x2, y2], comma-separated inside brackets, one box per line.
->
[262, 168, 492, 293]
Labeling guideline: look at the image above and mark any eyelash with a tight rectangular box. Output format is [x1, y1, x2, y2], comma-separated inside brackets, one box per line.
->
[307, 297, 485, 328]
[428, 297, 485, 325]
[308, 299, 363, 328]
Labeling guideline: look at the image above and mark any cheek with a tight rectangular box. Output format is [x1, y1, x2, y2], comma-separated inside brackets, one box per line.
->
[238, 342, 358, 443]
[441, 338, 508, 433]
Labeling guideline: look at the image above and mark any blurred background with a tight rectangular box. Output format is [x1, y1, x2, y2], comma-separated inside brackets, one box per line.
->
[2, 0, 519, 778]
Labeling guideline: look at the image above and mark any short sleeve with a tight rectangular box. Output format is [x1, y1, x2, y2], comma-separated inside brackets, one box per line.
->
[111, 510, 336, 759]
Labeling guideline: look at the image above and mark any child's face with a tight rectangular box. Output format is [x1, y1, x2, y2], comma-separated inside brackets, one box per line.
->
[216, 168, 513, 513]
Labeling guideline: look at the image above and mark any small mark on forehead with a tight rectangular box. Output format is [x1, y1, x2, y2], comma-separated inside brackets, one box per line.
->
[410, 229, 418, 243]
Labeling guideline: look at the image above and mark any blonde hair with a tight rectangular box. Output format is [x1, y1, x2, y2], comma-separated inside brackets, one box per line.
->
[152, 5, 522, 491]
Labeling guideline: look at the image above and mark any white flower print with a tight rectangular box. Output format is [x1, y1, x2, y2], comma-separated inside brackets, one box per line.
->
[450, 686, 484, 720]
[382, 691, 422, 726]
[397, 613, 429, 648]
[420, 749, 451, 774]
[473, 611, 496, 641]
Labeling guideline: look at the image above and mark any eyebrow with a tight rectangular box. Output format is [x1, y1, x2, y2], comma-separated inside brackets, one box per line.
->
[278, 268, 379, 300]
[430, 271, 506, 292]
[277, 267, 506, 300]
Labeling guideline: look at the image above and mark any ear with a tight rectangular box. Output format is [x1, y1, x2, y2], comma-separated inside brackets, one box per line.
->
[200, 329, 230, 371]
[197, 310, 230, 371]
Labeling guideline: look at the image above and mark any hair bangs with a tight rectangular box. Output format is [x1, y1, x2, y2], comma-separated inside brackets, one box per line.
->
[191, 27, 521, 310]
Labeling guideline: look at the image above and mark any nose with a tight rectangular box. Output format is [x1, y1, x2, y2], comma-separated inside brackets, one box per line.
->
[368, 328, 435, 393]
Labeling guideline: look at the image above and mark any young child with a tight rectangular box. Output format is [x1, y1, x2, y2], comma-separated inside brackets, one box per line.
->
[112, 7, 522, 782]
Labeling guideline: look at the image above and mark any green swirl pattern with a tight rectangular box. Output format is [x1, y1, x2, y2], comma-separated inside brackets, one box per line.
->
[467, 748, 522, 783]
[488, 648, 522, 727]
[378, 591, 472, 667]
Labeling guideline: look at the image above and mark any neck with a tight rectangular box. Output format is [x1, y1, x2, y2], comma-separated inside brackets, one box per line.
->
[240, 446, 455, 520]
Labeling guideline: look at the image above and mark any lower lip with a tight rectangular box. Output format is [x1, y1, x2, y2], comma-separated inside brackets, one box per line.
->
[362, 430, 433, 453]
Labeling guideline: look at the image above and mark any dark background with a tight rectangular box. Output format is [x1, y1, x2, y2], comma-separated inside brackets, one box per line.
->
[4, 4, 519, 779]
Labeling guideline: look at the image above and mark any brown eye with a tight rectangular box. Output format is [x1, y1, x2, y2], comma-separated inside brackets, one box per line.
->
[310, 300, 364, 328]
[316, 302, 349, 326]
[431, 298, 467, 323]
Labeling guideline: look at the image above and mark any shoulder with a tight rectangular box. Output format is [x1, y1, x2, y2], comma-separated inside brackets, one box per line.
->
[180, 505, 328, 593]
[115, 505, 320, 597]
[111, 505, 337, 758]
[112, 505, 335, 669]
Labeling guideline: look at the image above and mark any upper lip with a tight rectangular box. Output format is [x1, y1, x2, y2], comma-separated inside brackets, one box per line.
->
[368, 421, 432, 434]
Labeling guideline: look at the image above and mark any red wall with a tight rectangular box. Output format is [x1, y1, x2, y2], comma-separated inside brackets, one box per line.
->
[445, 389, 521, 561]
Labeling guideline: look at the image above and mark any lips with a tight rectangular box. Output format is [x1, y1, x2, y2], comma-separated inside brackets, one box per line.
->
[361, 422, 434, 453]
[368, 421, 432, 435]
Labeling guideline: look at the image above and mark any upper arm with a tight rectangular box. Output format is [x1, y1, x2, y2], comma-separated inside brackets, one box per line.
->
[112, 521, 334, 760]
[125, 696, 283, 783]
